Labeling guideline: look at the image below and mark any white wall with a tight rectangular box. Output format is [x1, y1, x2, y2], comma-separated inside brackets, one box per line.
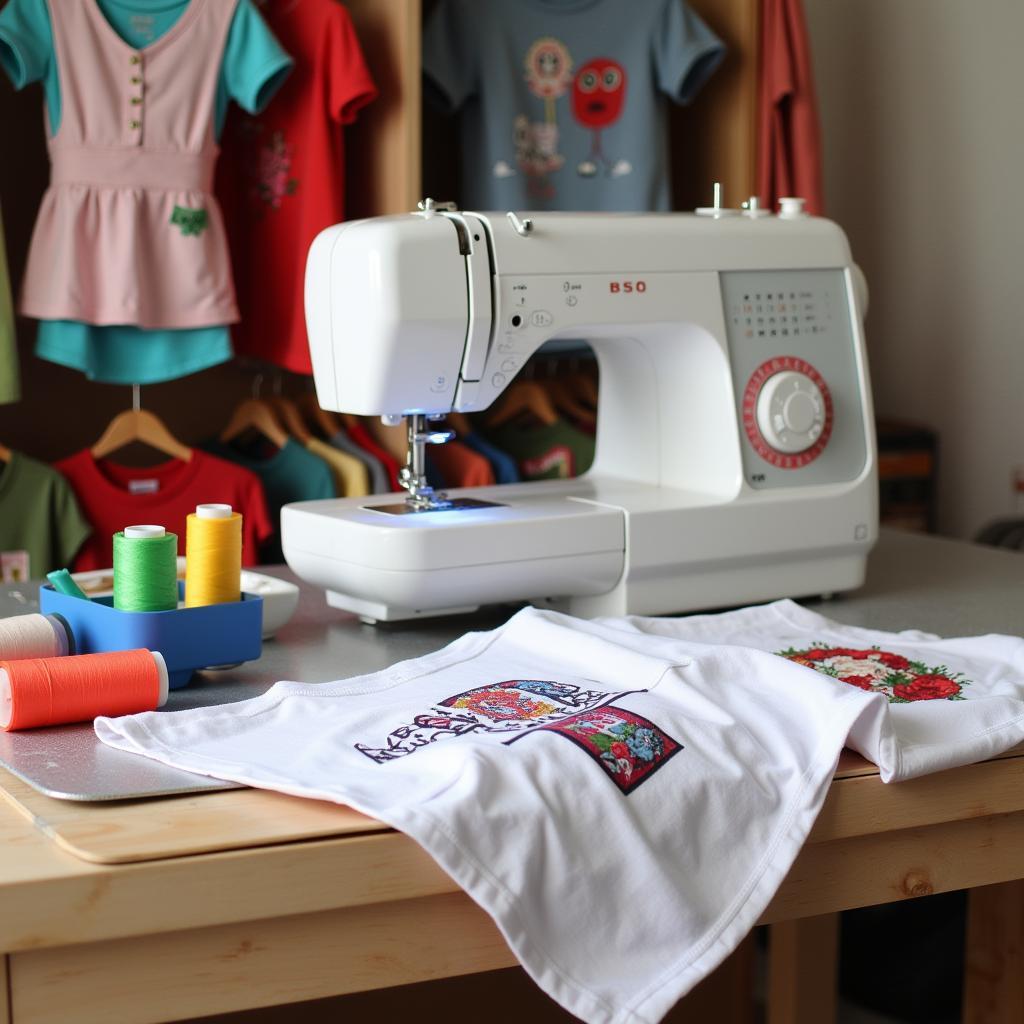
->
[804, 0, 1024, 539]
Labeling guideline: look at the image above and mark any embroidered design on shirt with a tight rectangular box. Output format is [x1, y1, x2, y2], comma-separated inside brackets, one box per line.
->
[511, 115, 565, 195]
[571, 58, 630, 178]
[255, 131, 299, 210]
[354, 680, 627, 763]
[521, 445, 574, 479]
[509, 38, 573, 196]
[777, 644, 970, 702]
[508, 706, 682, 794]
[170, 206, 208, 237]
[439, 679, 602, 721]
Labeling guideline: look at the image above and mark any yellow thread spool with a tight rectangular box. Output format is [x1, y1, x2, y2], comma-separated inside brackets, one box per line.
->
[184, 504, 242, 607]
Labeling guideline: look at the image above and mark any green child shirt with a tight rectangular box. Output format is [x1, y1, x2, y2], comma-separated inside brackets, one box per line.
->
[0, 452, 91, 581]
[484, 420, 595, 481]
[0, 203, 18, 404]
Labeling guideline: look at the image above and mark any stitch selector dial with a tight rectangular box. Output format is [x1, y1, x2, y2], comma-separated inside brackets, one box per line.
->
[742, 357, 833, 469]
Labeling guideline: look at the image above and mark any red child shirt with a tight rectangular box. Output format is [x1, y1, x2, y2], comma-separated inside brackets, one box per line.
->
[56, 450, 273, 571]
[216, 0, 377, 374]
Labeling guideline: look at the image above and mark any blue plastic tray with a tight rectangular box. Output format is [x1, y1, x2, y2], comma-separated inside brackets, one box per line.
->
[39, 583, 263, 689]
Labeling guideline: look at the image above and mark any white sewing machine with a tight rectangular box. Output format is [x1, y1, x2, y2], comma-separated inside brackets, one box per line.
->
[282, 197, 877, 623]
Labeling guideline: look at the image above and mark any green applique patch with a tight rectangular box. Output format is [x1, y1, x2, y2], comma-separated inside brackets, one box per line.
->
[170, 205, 208, 237]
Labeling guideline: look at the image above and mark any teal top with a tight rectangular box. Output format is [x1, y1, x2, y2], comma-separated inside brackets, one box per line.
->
[203, 438, 336, 563]
[0, 0, 293, 385]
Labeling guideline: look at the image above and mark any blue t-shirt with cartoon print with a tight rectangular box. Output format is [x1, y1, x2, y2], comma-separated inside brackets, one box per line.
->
[422, 0, 724, 212]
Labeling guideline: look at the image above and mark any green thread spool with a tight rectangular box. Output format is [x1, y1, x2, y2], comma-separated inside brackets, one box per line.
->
[113, 526, 178, 612]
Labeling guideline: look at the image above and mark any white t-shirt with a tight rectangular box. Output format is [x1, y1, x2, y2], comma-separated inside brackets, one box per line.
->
[95, 603, 1024, 1024]
[598, 599, 1024, 782]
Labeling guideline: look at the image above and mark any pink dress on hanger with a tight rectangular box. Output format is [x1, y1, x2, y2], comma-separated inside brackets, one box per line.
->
[19, 0, 241, 329]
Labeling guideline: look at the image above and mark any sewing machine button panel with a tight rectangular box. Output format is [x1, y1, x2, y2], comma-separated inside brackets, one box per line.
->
[722, 269, 869, 489]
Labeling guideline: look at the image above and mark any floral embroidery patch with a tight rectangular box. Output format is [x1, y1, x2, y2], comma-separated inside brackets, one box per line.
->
[170, 205, 208, 237]
[511, 706, 682, 794]
[777, 644, 970, 702]
[256, 131, 298, 210]
[439, 679, 600, 722]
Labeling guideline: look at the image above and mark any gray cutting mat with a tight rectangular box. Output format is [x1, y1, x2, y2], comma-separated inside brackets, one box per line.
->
[0, 573, 507, 801]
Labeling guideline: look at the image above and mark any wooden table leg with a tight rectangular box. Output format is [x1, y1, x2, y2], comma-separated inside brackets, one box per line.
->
[666, 932, 756, 1024]
[767, 914, 839, 1024]
[2, 954, 11, 1024]
[964, 880, 1024, 1024]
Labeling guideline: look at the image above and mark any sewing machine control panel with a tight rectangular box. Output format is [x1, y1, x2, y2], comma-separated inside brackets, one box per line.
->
[721, 269, 869, 490]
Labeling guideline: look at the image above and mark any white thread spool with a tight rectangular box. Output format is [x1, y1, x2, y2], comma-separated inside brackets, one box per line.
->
[0, 614, 72, 661]
[195, 503, 232, 519]
[123, 525, 167, 539]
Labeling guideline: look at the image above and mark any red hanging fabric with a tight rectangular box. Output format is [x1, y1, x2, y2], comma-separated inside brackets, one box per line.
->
[756, 0, 825, 215]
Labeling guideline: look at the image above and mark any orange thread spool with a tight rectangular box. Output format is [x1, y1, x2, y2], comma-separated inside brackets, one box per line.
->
[0, 649, 168, 731]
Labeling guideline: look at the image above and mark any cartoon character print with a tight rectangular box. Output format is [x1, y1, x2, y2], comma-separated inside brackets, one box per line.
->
[496, 38, 574, 192]
[524, 37, 574, 113]
[510, 706, 682, 794]
[777, 644, 970, 703]
[571, 58, 631, 178]
[507, 115, 565, 198]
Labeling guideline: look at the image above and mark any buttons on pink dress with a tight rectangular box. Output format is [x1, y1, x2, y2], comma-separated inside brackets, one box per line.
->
[128, 55, 144, 136]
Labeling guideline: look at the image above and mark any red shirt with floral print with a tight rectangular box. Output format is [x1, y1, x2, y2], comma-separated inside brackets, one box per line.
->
[216, 0, 377, 374]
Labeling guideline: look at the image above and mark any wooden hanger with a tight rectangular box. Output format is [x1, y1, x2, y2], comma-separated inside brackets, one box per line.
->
[341, 413, 362, 434]
[219, 398, 289, 450]
[543, 378, 596, 428]
[485, 381, 560, 429]
[91, 386, 193, 462]
[298, 392, 342, 438]
[267, 395, 312, 445]
[567, 372, 598, 410]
